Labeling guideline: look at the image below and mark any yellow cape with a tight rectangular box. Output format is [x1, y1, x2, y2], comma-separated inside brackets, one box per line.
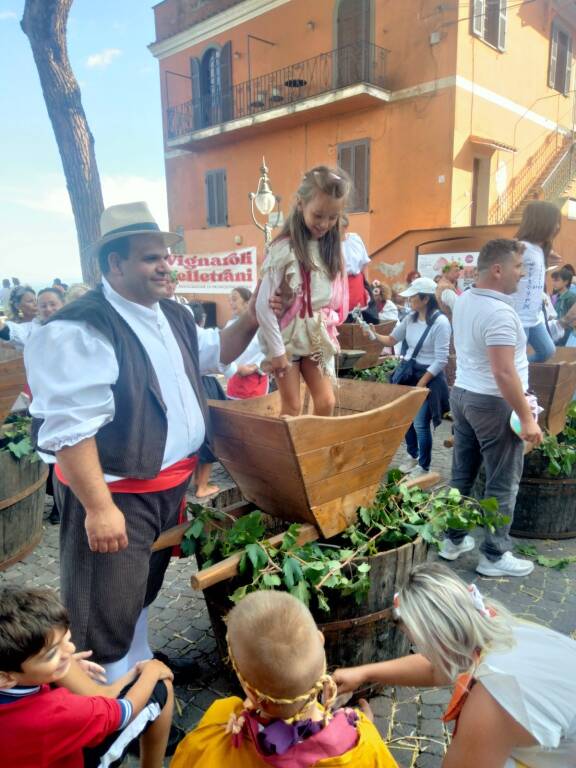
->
[170, 696, 398, 768]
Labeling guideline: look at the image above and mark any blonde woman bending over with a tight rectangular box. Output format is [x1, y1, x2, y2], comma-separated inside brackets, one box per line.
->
[334, 563, 576, 768]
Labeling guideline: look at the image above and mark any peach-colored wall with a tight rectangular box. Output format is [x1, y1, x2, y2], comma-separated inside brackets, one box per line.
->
[450, 3, 576, 226]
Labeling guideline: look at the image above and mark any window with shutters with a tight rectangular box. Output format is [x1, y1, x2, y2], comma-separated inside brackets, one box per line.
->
[470, 0, 507, 52]
[205, 170, 228, 227]
[337, 139, 370, 212]
[549, 20, 573, 95]
[191, 41, 233, 129]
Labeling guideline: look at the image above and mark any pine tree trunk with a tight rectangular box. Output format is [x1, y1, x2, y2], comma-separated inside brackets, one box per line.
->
[21, 0, 103, 286]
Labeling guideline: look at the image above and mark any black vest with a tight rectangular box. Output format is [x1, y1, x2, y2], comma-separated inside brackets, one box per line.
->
[31, 287, 211, 479]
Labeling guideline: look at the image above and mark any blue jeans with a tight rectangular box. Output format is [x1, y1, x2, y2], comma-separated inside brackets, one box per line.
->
[404, 399, 433, 471]
[526, 322, 555, 362]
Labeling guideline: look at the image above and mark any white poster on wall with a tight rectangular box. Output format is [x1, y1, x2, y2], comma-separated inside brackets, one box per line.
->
[417, 251, 479, 291]
[167, 248, 258, 294]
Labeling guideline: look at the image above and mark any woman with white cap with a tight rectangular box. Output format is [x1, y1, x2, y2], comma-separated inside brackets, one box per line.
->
[334, 562, 576, 768]
[369, 276, 451, 480]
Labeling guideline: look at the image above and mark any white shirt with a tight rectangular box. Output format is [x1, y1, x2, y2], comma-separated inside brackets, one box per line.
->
[391, 312, 451, 377]
[512, 241, 546, 328]
[4, 319, 40, 350]
[441, 288, 457, 312]
[453, 287, 529, 396]
[25, 278, 221, 479]
[478, 624, 576, 768]
[378, 301, 399, 323]
[342, 233, 370, 276]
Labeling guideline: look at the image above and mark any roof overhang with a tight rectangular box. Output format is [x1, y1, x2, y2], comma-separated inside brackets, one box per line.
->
[469, 135, 516, 153]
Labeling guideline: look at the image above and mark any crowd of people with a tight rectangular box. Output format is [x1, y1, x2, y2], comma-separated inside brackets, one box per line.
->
[1, 175, 575, 767]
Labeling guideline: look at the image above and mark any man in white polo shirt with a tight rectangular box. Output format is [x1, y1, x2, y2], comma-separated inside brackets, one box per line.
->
[439, 238, 542, 577]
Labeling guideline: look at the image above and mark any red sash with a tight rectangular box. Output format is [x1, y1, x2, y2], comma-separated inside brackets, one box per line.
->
[227, 372, 269, 399]
[55, 456, 198, 557]
[347, 273, 369, 311]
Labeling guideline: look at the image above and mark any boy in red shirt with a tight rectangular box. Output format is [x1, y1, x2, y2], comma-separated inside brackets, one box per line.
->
[0, 586, 174, 767]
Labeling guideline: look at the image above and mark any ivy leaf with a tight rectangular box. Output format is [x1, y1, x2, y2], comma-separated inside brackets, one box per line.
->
[290, 580, 310, 606]
[231, 585, 249, 604]
[479, 497, 499, 514]
[7, 438, 33, 459]
[515, 543, 538, 558]
[262, 573, 282, 588]
[316, 592, 330, 612]
[359, 507, 371, 526]
[246, 543, 267, 572]
[282, 557, 303, 588]
[356, 562, 371, 574]
[536, 555, 575, 570]
[186, 517, 205, 540]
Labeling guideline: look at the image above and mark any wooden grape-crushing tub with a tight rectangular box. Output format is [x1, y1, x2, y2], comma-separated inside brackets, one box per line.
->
[0, 346, 26, 426]
[0, 346, 46, 570]
[337, 321, 395, 370]
[530, 347, 576, 435]
[208, 379, 428, 538]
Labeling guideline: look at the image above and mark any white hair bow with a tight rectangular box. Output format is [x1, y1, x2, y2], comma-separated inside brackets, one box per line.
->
[467, 584, 495, 618]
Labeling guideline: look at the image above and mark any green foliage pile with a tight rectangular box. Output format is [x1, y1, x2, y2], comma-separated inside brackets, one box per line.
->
[353, 358, 399, 384]
[182, 470, 504, 613]
[0, 415, 38, 461]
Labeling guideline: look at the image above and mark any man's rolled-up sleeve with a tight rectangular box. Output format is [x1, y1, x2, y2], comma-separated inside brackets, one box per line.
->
[24, 321, 119, 453]
[196, 325, 223, 374]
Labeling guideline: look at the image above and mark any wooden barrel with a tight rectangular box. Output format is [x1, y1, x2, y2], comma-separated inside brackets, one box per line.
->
[0, 452, 47, 570]
[512, 451, 576, 539]
[338, 321, 395, 370]
[0, 347, 26, 428]
[529, 350, 576, 435]
[199, 536, 428, 696]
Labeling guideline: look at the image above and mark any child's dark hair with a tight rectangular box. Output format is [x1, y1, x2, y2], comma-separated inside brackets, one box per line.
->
[551, 266, 573, 286]
[232, 287, 252, 303]
[411, 293, 440, 325]
[0, 587, 70, 672]
[275, 165, 351, 280]
[37, 287, 65, 302]
[189, 301, 207, 326]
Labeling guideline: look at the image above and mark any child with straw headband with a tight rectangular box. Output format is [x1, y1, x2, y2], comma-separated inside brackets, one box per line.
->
[334, 562, 576, 768]
[255, 166, 350, 417]
[171, 591, 397, 767]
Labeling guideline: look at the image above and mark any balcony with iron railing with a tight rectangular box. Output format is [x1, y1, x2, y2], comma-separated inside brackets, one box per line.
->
[166, 41, 390, 147]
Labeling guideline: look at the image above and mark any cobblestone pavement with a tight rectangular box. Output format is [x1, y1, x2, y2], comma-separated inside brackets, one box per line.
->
[2, 419, 576, 767]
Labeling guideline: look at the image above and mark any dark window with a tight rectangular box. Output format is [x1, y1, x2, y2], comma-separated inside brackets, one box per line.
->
[205, 170, 228, 227]
[191, 41, 233, 129]
[338, 139, 370, 212]
[471, 0, 507, 51]
[336, 0, 371, 86]
[549, 21, 573, 95]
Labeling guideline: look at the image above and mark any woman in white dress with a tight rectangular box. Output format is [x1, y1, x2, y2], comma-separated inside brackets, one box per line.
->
[335, 562, 576, 768]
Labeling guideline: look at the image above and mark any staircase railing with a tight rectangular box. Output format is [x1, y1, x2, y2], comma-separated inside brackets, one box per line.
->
[487, 132, 565, 224]
[540, 142, 576, 202]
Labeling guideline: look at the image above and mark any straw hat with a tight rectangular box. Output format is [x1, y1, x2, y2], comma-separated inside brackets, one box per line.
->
[89, 202, 182, 256]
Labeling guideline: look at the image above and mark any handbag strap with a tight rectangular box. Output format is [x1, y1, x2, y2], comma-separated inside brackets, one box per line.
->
[402, 311, 440, 359]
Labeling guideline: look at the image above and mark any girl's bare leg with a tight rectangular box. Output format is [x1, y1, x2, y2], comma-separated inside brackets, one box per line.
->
[300, 357, 335, 416]
[194, 463, 219, 498]
[275, 360, 302, 416]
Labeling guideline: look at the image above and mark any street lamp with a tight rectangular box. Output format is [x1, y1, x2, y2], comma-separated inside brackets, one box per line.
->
[249, 157, 281, 246]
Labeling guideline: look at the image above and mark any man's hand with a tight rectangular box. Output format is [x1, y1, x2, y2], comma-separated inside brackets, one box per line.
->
[85, 503, 128, 553]
[519, 415, 543, 446]
[270, 354, 290, 379]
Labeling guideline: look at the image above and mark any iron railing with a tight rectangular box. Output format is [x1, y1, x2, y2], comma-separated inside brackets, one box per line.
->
[540, 142, 576, 202]
[487, 132, 571, 224]
[167, 41, 389, 139]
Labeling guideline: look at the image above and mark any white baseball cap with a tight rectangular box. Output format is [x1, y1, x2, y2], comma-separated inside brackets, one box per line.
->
[399, 277, 438, 297]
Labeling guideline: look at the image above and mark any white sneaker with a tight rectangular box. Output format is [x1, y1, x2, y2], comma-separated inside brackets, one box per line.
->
[398, 456, 418, 473]
[406, 466, 430, 481]
[476, 551, 534, 577]
[438, 535, 475, 561]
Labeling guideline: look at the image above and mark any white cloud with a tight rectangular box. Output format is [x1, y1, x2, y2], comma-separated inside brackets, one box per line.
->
[0, 174, 169, 284]
[0, 11, 17, 20]
[86, 48, 122, 69]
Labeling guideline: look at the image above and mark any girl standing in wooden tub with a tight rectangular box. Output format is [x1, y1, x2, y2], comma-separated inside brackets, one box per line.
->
[255, 166, 350, 416]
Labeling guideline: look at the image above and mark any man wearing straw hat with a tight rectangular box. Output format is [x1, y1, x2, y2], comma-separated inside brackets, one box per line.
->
[25, 202, 276, 683]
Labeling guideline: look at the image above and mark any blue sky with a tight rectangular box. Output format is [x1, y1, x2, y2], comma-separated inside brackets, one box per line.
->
[0, 0, 168, 286]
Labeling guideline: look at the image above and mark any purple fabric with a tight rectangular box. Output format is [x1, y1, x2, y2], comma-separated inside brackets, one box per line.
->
[257, 709, 359, 756]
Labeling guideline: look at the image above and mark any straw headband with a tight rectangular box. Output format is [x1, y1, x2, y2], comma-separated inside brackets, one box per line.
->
[393, 583, 496, 620]
[226, 633, 337, 722]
